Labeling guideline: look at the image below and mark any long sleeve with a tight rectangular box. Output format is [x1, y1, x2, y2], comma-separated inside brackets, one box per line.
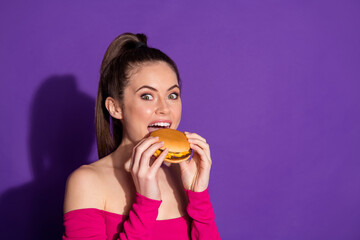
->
[63, 193, 162, 240]
[118, 193, 162, 239]
[63, 208, 107, 240]
[185, 188, 221, 239]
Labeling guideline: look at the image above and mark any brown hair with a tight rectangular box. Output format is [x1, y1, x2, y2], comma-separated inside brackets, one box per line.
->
[95, 33, 181, 159]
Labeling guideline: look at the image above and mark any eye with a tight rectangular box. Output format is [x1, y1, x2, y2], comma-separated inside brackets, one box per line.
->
[168, 93, 179, 100]
[141, 93, 153, 100]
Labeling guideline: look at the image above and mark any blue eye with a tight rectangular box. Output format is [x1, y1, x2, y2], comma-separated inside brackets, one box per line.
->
[141, 94, 153, 100]
[168, 93, 179, 100]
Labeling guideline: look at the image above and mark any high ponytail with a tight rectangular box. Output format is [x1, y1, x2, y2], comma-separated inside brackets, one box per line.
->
[95, 88, 113, 159]
[95, 33, 181, 159]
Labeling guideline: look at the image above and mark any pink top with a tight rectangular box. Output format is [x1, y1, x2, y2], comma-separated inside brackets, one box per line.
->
[63, 188, 221, 239]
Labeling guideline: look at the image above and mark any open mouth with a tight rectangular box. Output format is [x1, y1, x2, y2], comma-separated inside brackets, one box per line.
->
[147, 121, 171, 133]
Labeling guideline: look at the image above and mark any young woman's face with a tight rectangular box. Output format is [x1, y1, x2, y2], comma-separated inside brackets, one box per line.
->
[120, 61, 182, 144]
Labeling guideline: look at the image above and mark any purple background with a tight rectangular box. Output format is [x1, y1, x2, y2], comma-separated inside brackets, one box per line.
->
[1, 1, 359, 239]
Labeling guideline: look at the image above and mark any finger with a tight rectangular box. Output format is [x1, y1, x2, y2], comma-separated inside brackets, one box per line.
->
[132, 136, 159, 171]
[184, 132, 206, 143]
[130, 137, 148, 169]
[190, 143, 212, 167]
[133, 134, 155, 151]
[188, 138, 211, 160]
[185, 132, 210, 158]
[149, 148, 168, 173]
[138, 141, 165, 170]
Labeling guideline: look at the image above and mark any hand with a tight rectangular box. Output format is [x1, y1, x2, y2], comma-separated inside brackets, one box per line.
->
[130, 136, 168, 200]
[179, 132, 212, 192]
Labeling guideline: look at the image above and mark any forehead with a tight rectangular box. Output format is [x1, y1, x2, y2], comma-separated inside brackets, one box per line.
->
[127, 61, 178, 90]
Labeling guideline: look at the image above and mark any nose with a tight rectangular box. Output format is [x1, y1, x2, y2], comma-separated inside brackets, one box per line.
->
[155, 98, 170, 115]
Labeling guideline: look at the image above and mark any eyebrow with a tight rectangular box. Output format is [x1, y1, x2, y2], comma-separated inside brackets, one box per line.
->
[135, 84, 180, 93]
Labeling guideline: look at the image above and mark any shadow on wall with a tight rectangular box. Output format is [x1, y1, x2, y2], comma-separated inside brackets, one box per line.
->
[0, 75, 95, 239]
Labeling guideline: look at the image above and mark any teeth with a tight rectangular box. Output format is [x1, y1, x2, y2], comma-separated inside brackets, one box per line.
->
[149, 122, 170, 127]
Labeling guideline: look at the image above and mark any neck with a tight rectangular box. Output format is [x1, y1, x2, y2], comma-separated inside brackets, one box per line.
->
[110, 140, 134, 170]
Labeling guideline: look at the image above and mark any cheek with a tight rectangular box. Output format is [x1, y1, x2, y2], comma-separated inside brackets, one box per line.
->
[172, 102, 182, 124]
[176, 104, 182, 117]
[126, 102, 153, 121]
[134, 104, 153, 117]
[122, 103, 154, 141]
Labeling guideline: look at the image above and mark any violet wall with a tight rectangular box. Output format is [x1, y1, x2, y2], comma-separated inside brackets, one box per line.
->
[0, 1, 359, 239]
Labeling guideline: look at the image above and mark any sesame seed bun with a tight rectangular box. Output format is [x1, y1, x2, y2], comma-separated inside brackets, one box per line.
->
[150, 128, 192, 163]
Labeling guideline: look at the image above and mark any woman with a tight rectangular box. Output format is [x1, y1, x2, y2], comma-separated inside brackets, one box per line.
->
[63, 33, 220, 239]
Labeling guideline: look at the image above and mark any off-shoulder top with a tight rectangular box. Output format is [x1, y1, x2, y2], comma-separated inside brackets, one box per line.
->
[63, 188, 220, 239]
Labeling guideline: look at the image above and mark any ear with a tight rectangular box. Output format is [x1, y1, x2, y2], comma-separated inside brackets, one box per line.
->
[105, 97, 123, 120]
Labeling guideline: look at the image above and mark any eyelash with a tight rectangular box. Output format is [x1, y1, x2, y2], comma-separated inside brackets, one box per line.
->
[168, 93, 179, 100]
[141, 93, 153, 100]
[140, 92, 179, 100]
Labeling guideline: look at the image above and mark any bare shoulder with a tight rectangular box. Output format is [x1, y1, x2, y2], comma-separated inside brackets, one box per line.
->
[64, 164, 105, 213]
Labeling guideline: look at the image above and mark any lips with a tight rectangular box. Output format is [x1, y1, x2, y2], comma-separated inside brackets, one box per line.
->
[147, 120, 172, 133]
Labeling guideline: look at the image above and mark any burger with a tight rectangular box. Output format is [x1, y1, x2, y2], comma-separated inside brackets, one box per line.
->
[150, 128, 192, 163]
